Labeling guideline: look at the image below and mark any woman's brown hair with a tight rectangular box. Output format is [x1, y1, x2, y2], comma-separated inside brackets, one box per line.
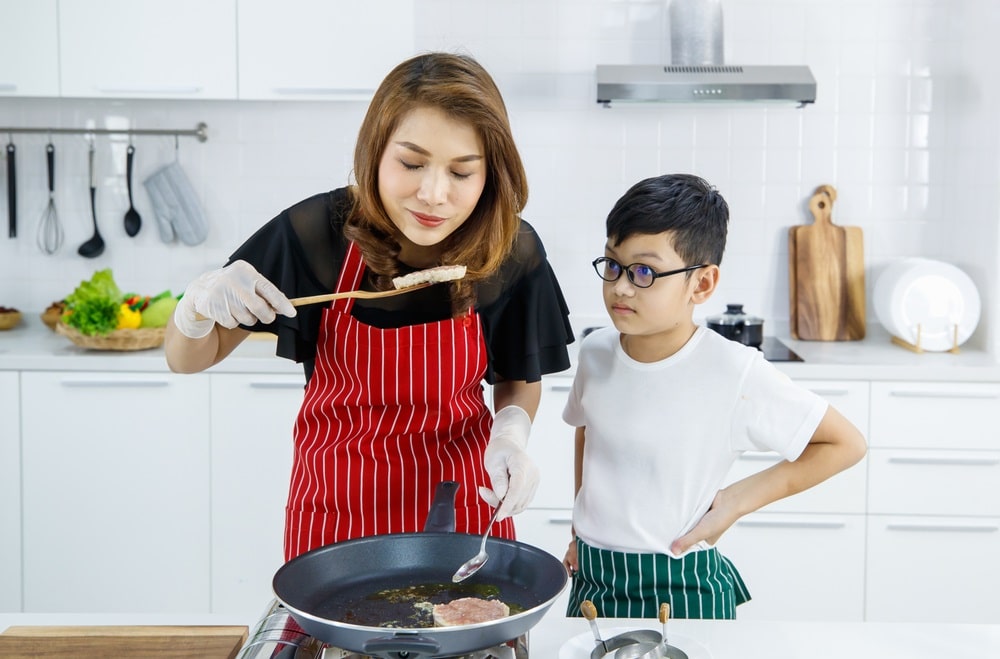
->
[345, 52, 528, 314]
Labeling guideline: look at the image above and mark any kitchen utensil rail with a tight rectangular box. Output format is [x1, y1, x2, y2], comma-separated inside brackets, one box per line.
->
[0, 122, 209, 142]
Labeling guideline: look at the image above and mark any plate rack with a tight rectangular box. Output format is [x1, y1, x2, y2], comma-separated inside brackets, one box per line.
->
[890, 323, 961, 354]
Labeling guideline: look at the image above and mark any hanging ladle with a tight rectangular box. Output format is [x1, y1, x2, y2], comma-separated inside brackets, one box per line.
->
[123, 143, 141, 236]
[77, 140, 105, 258]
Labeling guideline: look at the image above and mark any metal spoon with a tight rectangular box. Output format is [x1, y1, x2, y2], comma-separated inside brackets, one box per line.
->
[451, 500, 502, 583]
[614, 604, 688, 659]
[123, 144, 141, 236]
[77, 141, 105, 258]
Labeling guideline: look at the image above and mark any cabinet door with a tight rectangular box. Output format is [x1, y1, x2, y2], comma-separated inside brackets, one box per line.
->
[0, 373, 20, 612]
[868, 448, 1000, 517]
[718, 512, 866, 621]
[516, 508, 574, 617]
[58, 0, 237, 99]
[528, 376, 575, 509]
[722, 380, 869, 514]
[210, 373, 305, 617]
[20, 372, 211, 613]
[0, 0, 59, 96]
[867, 514, 1000, 623]
[869, 381, 1000, 450]
[238, 0, 415, 100]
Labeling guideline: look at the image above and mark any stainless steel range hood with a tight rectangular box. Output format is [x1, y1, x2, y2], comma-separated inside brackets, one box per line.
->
[596, 64, 817, 106]
[597, 0, 816, 107]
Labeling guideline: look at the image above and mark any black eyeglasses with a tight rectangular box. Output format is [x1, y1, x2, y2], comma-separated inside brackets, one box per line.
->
[592, 257, 708, 288]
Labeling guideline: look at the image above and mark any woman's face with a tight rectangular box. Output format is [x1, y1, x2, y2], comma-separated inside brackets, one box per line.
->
[378, 106, 487, 264]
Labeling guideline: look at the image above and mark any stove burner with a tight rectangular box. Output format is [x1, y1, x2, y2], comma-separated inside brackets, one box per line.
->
[237, 600, 528, 659]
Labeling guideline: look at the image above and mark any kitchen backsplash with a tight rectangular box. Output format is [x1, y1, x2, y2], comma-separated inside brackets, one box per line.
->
[1, 0, 997, 354]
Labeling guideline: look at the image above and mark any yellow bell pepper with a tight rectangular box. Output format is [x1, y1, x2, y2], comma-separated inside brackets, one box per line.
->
[116, 303, 143, 330]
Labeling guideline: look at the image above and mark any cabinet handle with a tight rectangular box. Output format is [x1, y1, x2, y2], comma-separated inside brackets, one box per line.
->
[96, 85, 203, 94]
[547, 384, 572, 392]
[738, 453, 780, 463]
[888, 390, 998, 400]
[249, 381, 305, 390]
[736, 519, 847, 530]
[888, 456, 999, 467]
[547, 516, 574, 525]
[272, 87, 374, 97]
[807, 388, 851, 397]
[61, 379, 169, 388]
[886, 522, 998, 533]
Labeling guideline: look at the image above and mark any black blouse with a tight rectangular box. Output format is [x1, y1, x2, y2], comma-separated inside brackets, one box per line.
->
[227, 189, 574, 384]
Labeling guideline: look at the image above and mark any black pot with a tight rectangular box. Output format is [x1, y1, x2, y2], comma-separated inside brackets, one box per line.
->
[706, 304, 764, 347]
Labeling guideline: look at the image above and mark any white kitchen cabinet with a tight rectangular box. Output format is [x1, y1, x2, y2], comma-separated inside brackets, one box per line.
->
[719, 512, 867, 622]
[209, 372, 305, 617]
[0, 0, 59, 97]
[237, 0, 415, 100]
[865, 380, 1000, 624]
[58, 0, 237, 99]
[516, 508, 574, 617]
[527, 375, 575, 509]
[0, 372, 20, 612]
[866, 514, 1000, 623]
[19, 371, 211, 613]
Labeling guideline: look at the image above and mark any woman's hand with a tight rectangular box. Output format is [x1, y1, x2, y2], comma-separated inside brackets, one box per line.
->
[480, 405, 540, 519]
[173, 260, 295, 338]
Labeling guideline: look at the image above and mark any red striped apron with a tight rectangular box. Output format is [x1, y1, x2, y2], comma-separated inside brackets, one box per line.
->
[284, 242, 514, 560]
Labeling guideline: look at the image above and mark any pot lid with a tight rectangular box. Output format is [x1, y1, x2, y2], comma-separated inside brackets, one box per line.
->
[706, 303, 763, 326]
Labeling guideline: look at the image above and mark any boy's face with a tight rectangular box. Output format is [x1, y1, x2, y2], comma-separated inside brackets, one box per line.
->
[600, 232, 717, 355]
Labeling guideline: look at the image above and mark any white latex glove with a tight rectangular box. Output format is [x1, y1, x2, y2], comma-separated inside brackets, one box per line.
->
[173, 260, 296, 339]
[479, 405, 539, 520]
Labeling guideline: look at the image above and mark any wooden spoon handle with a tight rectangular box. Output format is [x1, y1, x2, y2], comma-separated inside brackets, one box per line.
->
[192, 282, 433, 322]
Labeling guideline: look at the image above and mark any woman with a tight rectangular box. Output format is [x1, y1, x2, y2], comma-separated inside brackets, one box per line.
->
[165, 52, 573, 560]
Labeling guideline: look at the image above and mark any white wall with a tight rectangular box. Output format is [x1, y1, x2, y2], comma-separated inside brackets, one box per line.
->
[1, 0, 997, 354]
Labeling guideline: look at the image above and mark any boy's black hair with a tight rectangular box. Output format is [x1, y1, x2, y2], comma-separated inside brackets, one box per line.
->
[605, 174, 729, 268]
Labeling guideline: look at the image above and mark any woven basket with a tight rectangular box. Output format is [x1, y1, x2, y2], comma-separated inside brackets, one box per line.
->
[0, 311, 22, 330]
[56, 322, 166, 351]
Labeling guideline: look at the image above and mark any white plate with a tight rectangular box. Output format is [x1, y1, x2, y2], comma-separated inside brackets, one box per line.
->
[559, 627, 712, 659]
[873, 258, 980, 351]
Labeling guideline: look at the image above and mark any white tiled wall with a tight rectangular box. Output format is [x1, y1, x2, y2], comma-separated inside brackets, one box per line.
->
[1, 0, 997, 354]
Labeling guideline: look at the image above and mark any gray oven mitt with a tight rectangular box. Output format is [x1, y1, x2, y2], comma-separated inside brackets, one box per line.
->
[143, 161, 208, 246]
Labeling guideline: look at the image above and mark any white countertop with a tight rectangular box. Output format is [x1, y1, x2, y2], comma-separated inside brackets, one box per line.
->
[2, 312, 999, 381]
[1, 611, 998, 658]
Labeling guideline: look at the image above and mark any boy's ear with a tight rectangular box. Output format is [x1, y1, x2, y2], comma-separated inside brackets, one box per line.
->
[690, 265, 720, 304]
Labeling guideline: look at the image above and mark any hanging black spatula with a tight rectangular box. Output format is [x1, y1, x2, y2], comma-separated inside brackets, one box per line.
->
[6, 140, 15, 238]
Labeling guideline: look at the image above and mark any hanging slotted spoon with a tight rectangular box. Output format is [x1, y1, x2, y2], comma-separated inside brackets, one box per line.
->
[37, 143, 63, 254]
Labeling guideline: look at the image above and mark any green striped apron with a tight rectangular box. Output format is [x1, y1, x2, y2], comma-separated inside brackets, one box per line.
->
[567, 538, 751, 619]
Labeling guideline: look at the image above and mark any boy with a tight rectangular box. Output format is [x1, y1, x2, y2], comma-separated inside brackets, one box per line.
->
[563, 174, 867, 619]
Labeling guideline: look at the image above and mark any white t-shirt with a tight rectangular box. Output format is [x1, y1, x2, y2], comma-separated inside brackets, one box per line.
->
[563, 326, 828, 557]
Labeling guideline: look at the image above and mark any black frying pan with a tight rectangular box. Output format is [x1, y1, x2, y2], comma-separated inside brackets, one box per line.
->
[272, 482, 568, 658]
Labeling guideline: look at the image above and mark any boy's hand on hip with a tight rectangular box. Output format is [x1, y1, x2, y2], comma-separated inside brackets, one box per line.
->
[669, 491, 736, 555]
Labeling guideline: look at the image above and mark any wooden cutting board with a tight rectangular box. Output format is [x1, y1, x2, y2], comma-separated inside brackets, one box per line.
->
[789, 185, 866, 340]
[0, 625, 248, 659]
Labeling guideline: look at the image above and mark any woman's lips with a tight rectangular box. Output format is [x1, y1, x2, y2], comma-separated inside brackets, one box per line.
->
[411, 210, 447, 228]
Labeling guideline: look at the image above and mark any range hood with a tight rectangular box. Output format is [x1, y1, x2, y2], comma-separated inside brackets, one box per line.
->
[597, 0, 816, 107]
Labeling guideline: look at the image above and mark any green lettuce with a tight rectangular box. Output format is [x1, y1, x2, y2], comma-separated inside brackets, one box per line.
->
[64, 269, 123, 336]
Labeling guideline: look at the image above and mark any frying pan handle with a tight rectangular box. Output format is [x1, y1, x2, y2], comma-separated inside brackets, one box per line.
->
[423, 480, 459, 533]
[362, 633, 441, 656]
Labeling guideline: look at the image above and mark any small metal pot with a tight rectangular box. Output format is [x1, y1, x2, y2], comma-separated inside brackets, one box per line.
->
[706, 304, 764, 348]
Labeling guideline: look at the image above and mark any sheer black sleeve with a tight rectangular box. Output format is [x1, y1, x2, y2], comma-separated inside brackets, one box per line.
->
[477, 221, 575, 383]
